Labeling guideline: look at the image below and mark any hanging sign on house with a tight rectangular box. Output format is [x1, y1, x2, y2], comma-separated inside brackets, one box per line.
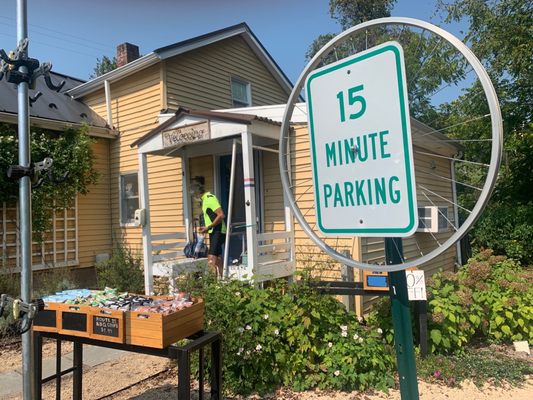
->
[162, 121, 210, 148]
[306, 41, 417, 237]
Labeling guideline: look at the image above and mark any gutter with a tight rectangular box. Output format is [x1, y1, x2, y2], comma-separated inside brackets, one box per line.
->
[0, 111, 116, 139]
[67, 53, 160, 99]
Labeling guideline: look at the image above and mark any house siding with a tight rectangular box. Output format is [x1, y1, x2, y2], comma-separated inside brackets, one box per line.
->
[165, 36, 288, 110]
[77, 137, 112, 268]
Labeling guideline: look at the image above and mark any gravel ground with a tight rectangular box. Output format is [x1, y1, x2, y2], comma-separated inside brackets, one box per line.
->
[2, 338, 532, 399]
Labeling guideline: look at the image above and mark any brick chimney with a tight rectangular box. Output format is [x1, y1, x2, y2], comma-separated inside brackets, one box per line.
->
[116, 42, 140, 67]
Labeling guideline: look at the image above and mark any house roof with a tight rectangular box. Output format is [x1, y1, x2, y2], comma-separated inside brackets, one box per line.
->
[0, 71, 111, 135]
[131, 107, 280, 148]
[67, 23, 295, 100]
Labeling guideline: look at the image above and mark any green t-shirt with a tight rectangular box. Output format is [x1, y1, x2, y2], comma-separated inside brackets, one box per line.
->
[201, 192, 227, 234]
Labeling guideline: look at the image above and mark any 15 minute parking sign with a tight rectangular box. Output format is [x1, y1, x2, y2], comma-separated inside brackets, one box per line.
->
[306, 41, 417, 237]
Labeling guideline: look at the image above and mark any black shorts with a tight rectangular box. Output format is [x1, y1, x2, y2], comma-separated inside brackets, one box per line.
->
[208, 231, 225, 257]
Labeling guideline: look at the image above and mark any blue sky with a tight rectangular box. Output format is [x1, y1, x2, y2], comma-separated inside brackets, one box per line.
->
[0, 0, 459, 84]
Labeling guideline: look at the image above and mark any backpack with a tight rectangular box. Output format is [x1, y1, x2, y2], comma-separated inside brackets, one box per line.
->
[184, 219, 208, 258]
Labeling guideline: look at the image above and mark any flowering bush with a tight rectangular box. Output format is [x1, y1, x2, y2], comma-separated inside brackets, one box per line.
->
[370, 249, 533, 354]
[177, 272, 394, 395]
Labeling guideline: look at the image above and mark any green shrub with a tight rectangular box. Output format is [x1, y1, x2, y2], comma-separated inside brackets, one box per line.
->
[95, 243, 144, 293]
[178, 272, 395, 396]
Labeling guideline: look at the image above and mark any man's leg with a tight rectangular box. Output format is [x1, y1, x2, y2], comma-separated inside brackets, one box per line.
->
[207, 255, 218, 277]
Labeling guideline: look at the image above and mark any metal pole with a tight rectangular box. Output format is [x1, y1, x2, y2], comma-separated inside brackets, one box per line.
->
[223, 139, 238, 277]
[17, 1, 34, 398]
[385, 238, 419, 400]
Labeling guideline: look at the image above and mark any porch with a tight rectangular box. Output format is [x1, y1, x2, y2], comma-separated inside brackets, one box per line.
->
[132, 108, 295, 294]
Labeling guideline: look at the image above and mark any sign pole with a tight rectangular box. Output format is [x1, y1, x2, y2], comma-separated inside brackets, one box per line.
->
[16, 0, 35, 398]
[385, 238, 419, 400]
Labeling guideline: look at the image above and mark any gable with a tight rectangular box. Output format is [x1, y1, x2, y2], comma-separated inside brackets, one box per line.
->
[164, 36, 289, 110]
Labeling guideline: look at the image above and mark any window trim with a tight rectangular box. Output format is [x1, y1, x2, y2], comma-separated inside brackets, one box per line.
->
[119, 171, 140, 228]
[230, 76, 252, 108]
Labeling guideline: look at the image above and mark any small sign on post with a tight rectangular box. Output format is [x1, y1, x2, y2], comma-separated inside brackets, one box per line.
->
[306, 41, 417, 237]
[406, 270, 427, 301]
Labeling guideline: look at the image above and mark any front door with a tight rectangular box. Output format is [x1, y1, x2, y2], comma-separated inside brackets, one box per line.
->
[219, 154, 246, 263]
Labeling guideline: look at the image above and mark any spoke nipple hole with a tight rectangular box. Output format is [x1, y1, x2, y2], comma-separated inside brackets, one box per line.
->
[347, 70, 351, 74]
[359, 219, 363, 224]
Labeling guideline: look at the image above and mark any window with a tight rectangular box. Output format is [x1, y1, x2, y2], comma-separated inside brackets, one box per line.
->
[120, 173, 139, 225]
[231, 77, 251, 107]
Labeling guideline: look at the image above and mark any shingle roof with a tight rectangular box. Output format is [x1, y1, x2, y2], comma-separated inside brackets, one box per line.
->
[0, 71, 109, 129]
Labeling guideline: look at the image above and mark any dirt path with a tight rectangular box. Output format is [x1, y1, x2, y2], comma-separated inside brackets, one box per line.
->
[1, 340, 532, 399]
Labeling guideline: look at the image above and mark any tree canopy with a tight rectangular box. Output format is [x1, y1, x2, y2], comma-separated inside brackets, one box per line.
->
[90, 55, 117, 78]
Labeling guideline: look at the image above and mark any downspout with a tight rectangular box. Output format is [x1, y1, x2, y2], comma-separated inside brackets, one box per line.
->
[104, 80, 113, 127]
[451, 151, 463, 269]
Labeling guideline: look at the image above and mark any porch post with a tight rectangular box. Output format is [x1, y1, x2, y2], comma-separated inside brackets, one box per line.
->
[182, 152, 191, 243]
[138, 152, 153, 294]
[223, 139, 238, 277]
[241, 131, 258, 273]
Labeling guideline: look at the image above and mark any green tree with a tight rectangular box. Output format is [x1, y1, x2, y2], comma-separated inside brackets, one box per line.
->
[437, 0, 533, 263]
[90, 55, 117, 78]
[0, 124, 98, 237]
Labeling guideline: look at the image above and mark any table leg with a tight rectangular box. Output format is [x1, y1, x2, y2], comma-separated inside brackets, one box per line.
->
[177, 349, 191, 400]
[33, 331, 43, 400]
[56, 339, 61, 400]
[199, 347, 204, 400]
[210, 337, 222, 400]
[72, 341, 83, 400]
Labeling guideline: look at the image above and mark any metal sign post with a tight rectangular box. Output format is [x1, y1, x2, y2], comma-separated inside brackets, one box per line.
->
[386, 238, 419, 399]
[14, 1, 34, 398]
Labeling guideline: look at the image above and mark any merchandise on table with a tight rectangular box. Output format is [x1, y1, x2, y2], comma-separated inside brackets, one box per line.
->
[41, 288, 194, 314]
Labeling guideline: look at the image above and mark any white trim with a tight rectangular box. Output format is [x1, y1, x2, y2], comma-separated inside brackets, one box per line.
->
[139, 153, 153, 295]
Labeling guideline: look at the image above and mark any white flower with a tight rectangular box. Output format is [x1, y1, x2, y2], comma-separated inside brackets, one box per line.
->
[235, 291, 241, 296]
[341, 331, 348, 337]
[340, 325, 348, 332]
[255, 344, 262, 351]
[358, 337, 364, 343]
[353, 334, 359, 340]
[236, 347, 244, 355]
[263, 314, 269, 320]
[357, 316, 364, 323]
[328, 342, 333, 348]
[334, 370, 340, 376]
[377, 328, 383, 335]
[246, 350, 250, 355]
[274, 329, 279, 336]
[237, 327, 244, 333]
[245, 325, 252, 330]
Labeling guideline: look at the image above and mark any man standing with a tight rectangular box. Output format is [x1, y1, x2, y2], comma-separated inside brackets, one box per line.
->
[192, 180, 226, 277]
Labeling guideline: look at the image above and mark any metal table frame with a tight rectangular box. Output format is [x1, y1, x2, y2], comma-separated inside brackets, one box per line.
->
[33, 330, 222, 400]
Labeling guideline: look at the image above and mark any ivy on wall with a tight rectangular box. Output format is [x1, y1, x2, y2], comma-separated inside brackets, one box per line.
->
[0, 123, 98, 237]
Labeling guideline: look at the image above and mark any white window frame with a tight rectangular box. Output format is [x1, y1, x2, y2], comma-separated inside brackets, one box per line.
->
[231, 76, 252, 108]
[119, 171, 140, 227]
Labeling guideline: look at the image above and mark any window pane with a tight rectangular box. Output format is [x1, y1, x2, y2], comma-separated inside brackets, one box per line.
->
[231, 78, 249, 106]
[121, 173, 139, 224]
[122, 174, 138, 198]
